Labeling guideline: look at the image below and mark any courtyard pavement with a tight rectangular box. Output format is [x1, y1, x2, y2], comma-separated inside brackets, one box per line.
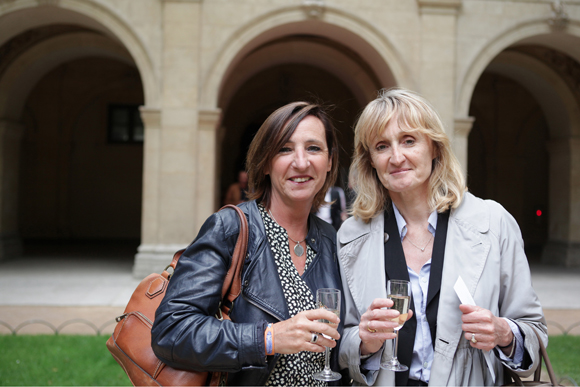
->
[0, 253, 579, 336]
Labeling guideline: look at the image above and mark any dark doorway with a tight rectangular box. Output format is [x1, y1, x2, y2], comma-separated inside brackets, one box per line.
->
[468, 72, 549, 262]
[219, 63, 361, 206]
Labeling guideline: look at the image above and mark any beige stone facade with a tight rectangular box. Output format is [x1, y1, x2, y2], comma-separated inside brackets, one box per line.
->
[1, 0, 579, 276]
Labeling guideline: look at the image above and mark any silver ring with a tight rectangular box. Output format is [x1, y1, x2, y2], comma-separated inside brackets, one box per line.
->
[310, 333, 318, 344]
[471, 333, 477, 344]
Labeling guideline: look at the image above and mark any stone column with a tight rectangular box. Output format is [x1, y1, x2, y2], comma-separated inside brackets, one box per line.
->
[133, 0, 202, 277]
[0, 119, 24, 261]
[196, 109, 221, 229]
[417, 0, 462, 144]
[453, 116, 475, 176]
[543, 137, 580, 266]
[134, 107, 162, 273]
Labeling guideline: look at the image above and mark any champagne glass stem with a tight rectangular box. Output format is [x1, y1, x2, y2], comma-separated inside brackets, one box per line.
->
[323, 347, 331, 372]
[392, 329, 400, 364]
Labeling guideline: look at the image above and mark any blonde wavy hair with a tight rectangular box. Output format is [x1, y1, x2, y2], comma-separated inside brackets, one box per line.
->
[350, 88, 466, 222]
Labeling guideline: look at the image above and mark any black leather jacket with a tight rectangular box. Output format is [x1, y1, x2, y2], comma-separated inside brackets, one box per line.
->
[151, 201, 345, 386]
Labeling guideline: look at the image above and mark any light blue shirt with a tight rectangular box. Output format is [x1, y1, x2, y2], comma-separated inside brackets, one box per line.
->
[393, 203, 437, 382]
[362, 204, 524, 379]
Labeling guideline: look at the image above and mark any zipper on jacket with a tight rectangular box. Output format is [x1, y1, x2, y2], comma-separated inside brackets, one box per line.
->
[241, 293, 283, 323]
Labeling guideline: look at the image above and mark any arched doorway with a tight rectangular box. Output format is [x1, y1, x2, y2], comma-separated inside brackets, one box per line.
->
[468, 72, 549, 262]
[0, 10, 146, 260]
[220, 63, 361, 203]
[467, 40, 580, 266]
[217, 33, 390, 207]
[19, 55, 144, 254]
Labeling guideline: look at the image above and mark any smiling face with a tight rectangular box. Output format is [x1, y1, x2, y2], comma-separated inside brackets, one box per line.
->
[267, 115, 332, 209]
[369, 117, 436, 201]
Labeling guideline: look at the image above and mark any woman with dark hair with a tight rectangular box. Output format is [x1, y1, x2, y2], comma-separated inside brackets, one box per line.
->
[152, 102, 345, 386]
[337, 88, 547, 385]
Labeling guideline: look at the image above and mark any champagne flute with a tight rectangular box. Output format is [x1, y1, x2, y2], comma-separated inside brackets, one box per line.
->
[380, 279, 411, 372]
[313, 288, 342, 382]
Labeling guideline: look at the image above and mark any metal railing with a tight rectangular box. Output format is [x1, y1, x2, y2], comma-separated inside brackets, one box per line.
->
[0, 318, 116, 335]
[546, 319, 580, 335]
[0, 317, 578, 386]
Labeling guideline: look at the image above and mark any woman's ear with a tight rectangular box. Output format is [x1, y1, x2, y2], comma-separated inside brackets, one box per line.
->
[431, 141, 439, 161]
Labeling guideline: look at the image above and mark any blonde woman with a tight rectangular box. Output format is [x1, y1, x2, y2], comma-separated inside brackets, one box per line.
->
[337, 88, 547, 385]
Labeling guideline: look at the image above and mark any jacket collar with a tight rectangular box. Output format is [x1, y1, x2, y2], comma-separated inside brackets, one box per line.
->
[338, 211, 382, 245]
[383, 210, 409, 283]
[239, 200, 332, 321]
[244, 200, 327, 252]
[339, 191, 487, 243]
[450, 191, 490, 233]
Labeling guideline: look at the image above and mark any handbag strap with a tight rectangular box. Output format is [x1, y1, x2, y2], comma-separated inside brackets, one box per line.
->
[528, 323, 558, 385]
[165, 204, 249, 320]
[217, 204, 249, 318]
[504, 323, 557, 386]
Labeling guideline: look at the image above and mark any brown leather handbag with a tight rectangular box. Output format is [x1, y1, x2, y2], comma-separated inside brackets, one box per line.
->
[502, 324, 561, 386]
[106, 205, 249, 387]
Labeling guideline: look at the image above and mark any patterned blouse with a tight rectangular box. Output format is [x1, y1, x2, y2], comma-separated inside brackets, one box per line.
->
[258, 204, 326, 387]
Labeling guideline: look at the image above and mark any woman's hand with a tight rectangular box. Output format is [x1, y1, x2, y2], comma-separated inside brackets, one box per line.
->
[460, 304, 513, 353]
[273, 309, 340, 354]
[359, 298, 413, 356]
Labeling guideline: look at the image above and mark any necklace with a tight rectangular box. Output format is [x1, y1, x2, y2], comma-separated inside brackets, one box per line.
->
[405, 233, 433, 252]
[268, 210, 306, 257]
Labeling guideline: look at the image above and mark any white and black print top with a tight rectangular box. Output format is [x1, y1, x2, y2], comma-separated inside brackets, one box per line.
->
[258, 204, 326, 387]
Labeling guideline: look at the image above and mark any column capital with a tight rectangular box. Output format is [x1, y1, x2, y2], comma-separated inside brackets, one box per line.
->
[418, 0, 462, 15]
[453, 116, 475, 137]
[198, 108, 222, 131]
[139, 106, 161, 129]
[162, 0, 201, 3]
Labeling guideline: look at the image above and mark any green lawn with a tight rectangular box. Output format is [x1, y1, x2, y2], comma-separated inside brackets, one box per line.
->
[545, 335, 580, 384]
[0, 335, 131, 386]
[0, 334, 578, 385]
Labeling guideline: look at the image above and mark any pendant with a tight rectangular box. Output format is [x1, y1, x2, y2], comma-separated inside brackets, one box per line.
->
[294, 243, 304, 257]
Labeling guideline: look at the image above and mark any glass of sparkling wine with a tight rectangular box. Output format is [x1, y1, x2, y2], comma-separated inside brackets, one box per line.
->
[380, 279, 411, 372]
[313, 288, 342, 382]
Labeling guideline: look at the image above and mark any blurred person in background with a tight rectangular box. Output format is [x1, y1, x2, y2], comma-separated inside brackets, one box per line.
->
[224, 170, 249, 205]
[316, 186, 347, 230]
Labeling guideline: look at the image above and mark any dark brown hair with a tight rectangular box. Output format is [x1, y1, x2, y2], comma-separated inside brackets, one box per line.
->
[245, 102, 339, 211]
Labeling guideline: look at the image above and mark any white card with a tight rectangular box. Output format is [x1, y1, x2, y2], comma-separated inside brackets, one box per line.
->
[454, 276, 475, 305]
[453, 276, 496, 383]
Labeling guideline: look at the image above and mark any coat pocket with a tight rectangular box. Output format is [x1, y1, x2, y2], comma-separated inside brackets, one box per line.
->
[451, 340, 495, 385]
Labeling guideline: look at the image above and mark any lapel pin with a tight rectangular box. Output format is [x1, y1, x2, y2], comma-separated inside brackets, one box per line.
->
[384, 233, 389, 243]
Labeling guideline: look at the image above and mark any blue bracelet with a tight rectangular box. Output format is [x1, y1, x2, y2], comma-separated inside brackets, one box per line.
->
[265, 323, 274, 356]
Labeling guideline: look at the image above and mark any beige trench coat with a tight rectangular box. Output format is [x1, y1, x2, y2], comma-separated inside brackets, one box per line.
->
[337, 192, 547, 386]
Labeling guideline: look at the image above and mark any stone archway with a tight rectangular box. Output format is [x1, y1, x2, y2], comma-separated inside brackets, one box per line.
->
[216, 33, 391, 208]
[194, 9, 405, 229]
[201, 5, 410, 112]
[219, 62, 365, 206]
[461, 25, 580, 266]
[0, 1, 158, 108]
[0, 3, 154, 260]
